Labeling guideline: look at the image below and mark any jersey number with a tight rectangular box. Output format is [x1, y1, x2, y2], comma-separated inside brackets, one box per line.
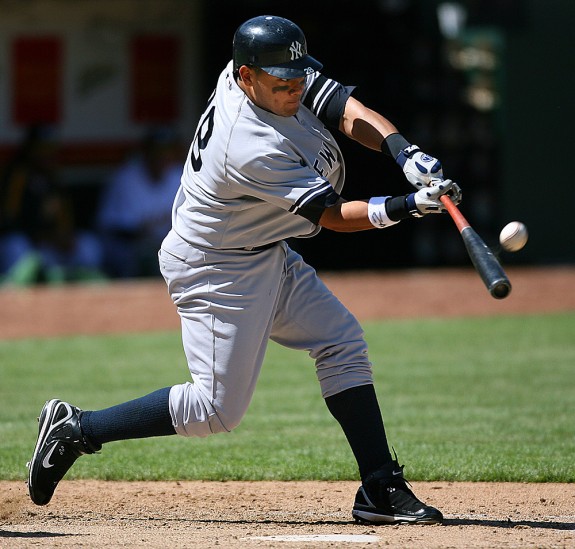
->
[191, 105, 215, 171]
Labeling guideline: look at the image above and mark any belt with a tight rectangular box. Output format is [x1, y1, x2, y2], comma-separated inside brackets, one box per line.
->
[242, 241, 279, 252]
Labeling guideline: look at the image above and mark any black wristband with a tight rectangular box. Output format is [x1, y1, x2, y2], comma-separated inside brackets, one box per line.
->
[385, 195, 412, 221]
[386, 193, 423, 220]
[382, 133, 411, 158]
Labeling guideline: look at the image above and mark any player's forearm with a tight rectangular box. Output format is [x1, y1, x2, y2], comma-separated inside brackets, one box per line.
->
[319, 182, 455, 232]
[340, 97, 399, 151]
[319, 200, 374, 232]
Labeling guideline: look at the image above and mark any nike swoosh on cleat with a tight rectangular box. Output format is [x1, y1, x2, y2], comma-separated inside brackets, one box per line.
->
[42, 444, 59, 469]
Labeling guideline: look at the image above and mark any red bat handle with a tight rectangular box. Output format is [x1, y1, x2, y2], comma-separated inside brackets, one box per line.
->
[440, 195, 469, 233]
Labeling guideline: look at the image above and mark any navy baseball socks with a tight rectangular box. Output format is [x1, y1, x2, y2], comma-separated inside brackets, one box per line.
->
[80, 386, 175, 443]
[325, 384, 443, 525]
[27, 387, 175, 505]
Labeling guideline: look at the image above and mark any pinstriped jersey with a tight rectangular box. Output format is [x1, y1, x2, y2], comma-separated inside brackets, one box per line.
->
[170, 60, 352, 250]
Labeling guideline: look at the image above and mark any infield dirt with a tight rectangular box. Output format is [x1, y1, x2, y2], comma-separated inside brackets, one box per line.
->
[2, 480, 574, 548]
[1, 266, 574, 548]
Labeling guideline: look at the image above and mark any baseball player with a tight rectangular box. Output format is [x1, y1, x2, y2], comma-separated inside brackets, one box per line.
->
[27, 15, 461, 525]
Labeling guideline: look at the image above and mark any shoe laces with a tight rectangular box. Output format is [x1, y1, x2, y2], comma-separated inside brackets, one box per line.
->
[364, 449, 418, 500]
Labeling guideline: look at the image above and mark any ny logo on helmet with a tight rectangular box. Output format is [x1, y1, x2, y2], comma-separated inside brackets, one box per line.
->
[289, 41, 304, 60]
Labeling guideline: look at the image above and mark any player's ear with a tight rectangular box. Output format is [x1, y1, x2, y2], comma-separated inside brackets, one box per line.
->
[238, 65, 254, 85]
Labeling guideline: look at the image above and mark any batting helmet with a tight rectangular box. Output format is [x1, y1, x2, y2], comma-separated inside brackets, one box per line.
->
[233, 15, 323, 79]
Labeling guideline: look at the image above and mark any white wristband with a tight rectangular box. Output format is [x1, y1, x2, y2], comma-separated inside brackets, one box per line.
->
[367, 196, 400, 229]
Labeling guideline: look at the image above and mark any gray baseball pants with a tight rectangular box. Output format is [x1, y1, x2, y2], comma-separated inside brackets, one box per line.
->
[159, 237, 373, 438]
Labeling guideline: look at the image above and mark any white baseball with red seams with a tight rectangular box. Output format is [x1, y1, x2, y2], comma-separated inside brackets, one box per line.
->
[499, 221, 528, 252]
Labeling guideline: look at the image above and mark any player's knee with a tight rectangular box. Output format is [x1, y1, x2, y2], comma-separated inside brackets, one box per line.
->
[209, 405, 245, 434]
[314, 338, 368, 371]
[169, 382, 249, 436]
[173, 408, 242, 438]
[314, 339, 373, 398]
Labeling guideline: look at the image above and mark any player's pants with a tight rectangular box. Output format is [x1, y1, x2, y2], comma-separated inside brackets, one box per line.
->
[159, 238, 373, 438]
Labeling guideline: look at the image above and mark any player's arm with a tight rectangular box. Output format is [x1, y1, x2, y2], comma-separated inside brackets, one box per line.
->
[339, 96, 399, 151]
[303, 74, 449, 190]
[339, 96, 446, 190]
[318, 198, 372, 232]
[302, 74, 400, 154]
[318, 179, 459, 232]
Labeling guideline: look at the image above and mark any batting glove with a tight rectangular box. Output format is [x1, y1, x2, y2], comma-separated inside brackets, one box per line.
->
[407, 178, 460, 216]
[447, 181, 463, 206]
[396, 145, 443, 189]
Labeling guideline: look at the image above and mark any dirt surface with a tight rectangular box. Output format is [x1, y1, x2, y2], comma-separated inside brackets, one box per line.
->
[0, 266, 574, 340]
[1, 266, 574, 548]
[1, 480, 574, 548]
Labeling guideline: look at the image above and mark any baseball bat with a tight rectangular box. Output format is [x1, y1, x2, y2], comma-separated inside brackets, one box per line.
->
[440, 195, 512, 299]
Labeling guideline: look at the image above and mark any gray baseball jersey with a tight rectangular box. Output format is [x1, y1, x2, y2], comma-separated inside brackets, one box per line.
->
[160, 61, 373, 437]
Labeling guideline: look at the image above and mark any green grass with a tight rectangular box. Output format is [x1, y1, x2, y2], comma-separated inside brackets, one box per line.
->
[1, 312, 573, 483]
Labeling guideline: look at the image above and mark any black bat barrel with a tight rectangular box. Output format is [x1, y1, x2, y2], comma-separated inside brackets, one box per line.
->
[461, 227, 512, 299]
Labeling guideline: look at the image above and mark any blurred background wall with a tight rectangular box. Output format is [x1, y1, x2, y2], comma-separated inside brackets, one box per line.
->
[0, 0, 573, 279]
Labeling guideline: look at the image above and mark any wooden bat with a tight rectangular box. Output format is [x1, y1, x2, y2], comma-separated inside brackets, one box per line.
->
[440, 195, 512, 299]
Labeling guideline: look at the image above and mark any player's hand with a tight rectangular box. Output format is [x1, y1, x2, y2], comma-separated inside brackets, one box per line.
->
[396, 145, 443, 189]
[446, 180, 462, 206]
[408, 178, 461, 216]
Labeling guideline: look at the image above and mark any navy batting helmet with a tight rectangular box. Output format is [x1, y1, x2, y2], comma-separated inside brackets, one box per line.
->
[233, 15, 323, 79]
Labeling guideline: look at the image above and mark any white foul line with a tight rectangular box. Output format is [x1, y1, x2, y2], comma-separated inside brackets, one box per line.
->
[245, 534, 380, 543]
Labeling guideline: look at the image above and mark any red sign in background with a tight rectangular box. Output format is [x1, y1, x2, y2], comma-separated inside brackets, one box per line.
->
[1, 34, 183, 165]
[12, 36, 63, 124]
[130, 35, 180, 123]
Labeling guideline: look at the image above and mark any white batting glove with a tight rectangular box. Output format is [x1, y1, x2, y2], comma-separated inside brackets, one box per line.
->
[396, 145, 443, 189]
[407, 178, 460, 216]
[447, 181, 463, 206]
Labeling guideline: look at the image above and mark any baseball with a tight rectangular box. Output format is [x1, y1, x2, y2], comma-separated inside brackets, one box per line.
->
[499, 221, 528, 252]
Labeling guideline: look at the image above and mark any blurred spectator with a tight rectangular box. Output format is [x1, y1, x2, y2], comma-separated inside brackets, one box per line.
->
[97, 127, 182, 278]
[0, 124, 104, 285]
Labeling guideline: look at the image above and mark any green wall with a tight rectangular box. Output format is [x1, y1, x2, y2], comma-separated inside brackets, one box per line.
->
[501, 0, 575, 263]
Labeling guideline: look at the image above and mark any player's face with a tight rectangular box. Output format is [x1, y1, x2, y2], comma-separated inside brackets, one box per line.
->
[241, 67, 305, 117]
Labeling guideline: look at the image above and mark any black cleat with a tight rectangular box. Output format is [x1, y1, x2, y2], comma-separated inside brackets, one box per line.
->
[352, 459, 443, 525]
[27, 399, 100, 505]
